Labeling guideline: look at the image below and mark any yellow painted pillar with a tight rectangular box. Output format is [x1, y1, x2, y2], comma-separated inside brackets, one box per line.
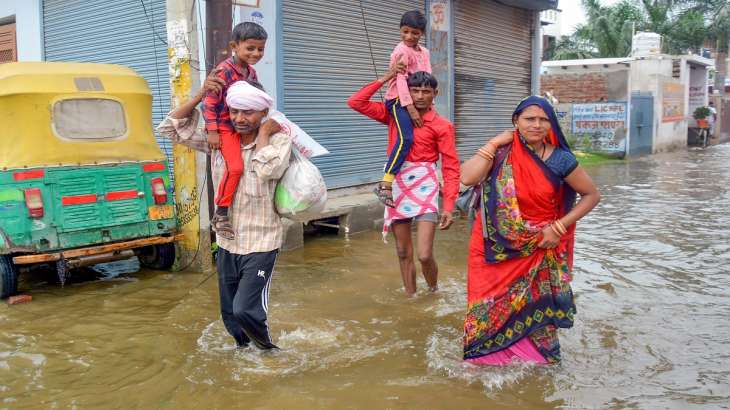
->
[171, 62, 201, 262]
[166, 16, 210, 272]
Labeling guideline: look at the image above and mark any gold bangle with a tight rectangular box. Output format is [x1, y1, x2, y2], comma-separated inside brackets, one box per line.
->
[479, 147, 494, 157]
[481, 143, 497, 154]
[555, 220, 567, 234]
[476, 152, 493, 161]
[549, 223, 562, 237]
[487, 140, 499, 152]
[477, 148, 494, 160]
[480, 144, 496, 156]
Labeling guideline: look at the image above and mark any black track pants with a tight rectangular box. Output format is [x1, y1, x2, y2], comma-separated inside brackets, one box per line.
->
[216, 247, 279, 349]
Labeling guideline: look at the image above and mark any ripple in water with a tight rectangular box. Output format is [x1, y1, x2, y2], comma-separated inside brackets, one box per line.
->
[193, 318, 413, 382]
[425, 325, 538, 394]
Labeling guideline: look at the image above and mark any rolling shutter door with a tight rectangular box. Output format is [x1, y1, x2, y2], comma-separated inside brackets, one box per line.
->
[453, 0, 533, 158]
[42, 0, 172, 180]
[282, 0, 425, 188]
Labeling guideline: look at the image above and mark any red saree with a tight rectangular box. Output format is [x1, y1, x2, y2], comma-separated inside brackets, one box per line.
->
[463, 122, 577, 365]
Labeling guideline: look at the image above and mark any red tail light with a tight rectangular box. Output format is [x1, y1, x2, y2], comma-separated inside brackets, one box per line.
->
[143, 163, 166, 173]
[13, 169, 45, 181]
[151, 178, 167, 205]
[24, 188, 44, 218]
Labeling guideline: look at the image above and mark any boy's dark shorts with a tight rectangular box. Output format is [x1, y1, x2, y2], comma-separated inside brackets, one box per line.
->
[392, 212, 439, 225]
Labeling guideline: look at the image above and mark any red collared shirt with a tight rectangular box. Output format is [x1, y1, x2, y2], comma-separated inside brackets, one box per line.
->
[202, 57, 258, 133]
[348, 80, 461, 212]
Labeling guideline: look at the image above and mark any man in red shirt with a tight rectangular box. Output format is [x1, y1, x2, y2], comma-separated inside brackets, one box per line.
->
[348, 69, 460, 296]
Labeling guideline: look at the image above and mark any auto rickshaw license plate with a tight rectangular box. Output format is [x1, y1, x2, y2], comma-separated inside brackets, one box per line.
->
[149, 205, 173, 220]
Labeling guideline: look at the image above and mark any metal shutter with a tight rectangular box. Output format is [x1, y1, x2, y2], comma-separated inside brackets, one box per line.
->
[42, 0, 172, 180]
[453, 0, 533, 158]
[282, 0, 425, 188]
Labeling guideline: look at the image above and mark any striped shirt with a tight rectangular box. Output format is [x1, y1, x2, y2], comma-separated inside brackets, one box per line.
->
[157, 109, 291, 255]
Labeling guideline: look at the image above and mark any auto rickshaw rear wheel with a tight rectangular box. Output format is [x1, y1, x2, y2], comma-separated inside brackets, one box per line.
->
[137, 243, 176, 270]
[0, 255, 19, 299]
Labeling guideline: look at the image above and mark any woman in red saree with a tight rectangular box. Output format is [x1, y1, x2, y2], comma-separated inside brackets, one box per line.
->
[460, 96, 600, 365]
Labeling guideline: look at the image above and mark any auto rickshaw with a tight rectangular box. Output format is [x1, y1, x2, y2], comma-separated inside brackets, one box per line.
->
[0, 62, 182, 298]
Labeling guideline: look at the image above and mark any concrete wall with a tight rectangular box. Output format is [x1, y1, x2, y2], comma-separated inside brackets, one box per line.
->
[554, 101, 628, 156]
[540, 9, 561, 38]
[0, 0, 43, 61]
[428, 0, 453, 121]
[684, 61, 709, 127]
[720, 97, 730, 142]
[232, 3, 278, 108]
[630, 57, 687, 153]
[194, 2, 279, 106]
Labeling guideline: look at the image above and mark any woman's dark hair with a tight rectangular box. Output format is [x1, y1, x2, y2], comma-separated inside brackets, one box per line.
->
[400, 10, 427, 31]
[407, 71, 438, 89]
[511, 97, 554, 124]
[512, 105, 533, 124]
[231, 22, 268, 42]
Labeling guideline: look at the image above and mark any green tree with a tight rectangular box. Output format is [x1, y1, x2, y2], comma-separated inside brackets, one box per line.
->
[640, 0, 675, 37]
[544, 34, 596, 60]
[641, 0, 708, 54]
[689, 0, 729, 95]
[579, 0, 645, 57]
[664, 9, 709, 54]
[554, 0, 730, 82]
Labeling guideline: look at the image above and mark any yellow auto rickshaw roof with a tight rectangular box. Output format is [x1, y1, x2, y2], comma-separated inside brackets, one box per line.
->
[0, 62, 165, 169]
[0, 62, 151, 96]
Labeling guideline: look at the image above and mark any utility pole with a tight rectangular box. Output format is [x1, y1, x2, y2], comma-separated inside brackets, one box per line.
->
[204, 0, 232, 235]
[166, 0, 212, 272]
[205, 0, 232, 73]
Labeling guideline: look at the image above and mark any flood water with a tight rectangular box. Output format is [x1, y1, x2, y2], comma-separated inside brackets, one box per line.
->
[2, 144, 730, 409]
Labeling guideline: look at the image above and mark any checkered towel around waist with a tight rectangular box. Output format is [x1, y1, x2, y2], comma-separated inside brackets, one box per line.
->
[383, 161, 440, 239]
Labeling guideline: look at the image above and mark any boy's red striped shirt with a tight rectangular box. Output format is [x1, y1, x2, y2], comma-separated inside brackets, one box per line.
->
[202, 57, 258, 133]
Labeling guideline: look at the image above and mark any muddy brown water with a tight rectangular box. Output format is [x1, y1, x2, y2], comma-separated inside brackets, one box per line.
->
[2, 145, 730, 409]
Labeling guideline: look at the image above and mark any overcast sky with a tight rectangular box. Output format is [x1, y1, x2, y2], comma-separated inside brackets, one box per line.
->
[559, 0, 620, 36]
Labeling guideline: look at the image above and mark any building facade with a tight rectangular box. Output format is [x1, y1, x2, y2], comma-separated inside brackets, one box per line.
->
[4, 0, 556, 257]
[540, 7, 561, 59]
[542, 54, 713, 156]
[239, 0, 555, 188]
[5, 0, 555, 189]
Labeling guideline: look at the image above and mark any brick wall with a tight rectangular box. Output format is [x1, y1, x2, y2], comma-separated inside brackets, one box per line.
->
[0, 23, 17, 63]
[541, 72, 609, 103]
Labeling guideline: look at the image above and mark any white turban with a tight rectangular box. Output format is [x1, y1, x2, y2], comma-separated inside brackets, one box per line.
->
[225, 81, 274, 111]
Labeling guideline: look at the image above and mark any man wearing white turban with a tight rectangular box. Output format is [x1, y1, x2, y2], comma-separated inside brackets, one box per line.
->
[211, 80, 276, 240]
[226, 80, 274, 112]
[157, 76, 291, 350]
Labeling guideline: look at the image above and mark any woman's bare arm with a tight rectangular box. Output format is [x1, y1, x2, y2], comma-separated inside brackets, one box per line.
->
[560, 166, 601, 227]
[460, 130, 513, 186]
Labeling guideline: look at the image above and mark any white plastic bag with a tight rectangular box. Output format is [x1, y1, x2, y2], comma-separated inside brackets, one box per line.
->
[269, 110, 329, 158]
[275, 149, 327, 221]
